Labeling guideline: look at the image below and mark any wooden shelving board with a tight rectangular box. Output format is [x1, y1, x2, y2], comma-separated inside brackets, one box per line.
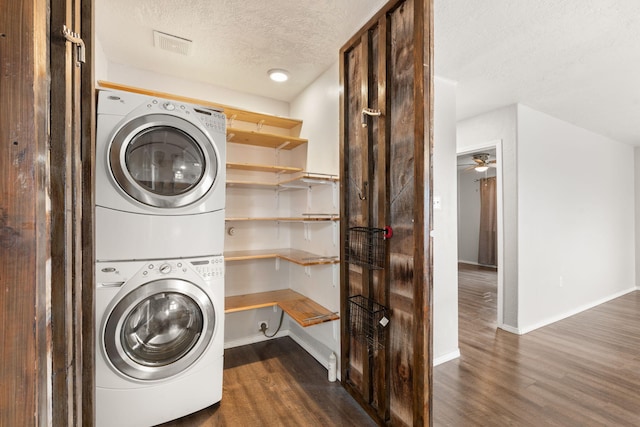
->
[227, 127, 307, 150]
[278, 173, 339, 188]
[97, 81, 302, 130]
[225, 216, 339, 222]
[226, 180, 278, 189]
[225, 289, 339, 327]
[227, 173, 339, 190]
[225, 249, 339, 266]
[226, 162, 303, 174]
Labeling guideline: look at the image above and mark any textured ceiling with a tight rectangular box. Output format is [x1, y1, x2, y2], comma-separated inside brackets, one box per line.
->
[96, 0, 640, 145]
[95, 0, 388, 101]
[435, 0, 640, 145]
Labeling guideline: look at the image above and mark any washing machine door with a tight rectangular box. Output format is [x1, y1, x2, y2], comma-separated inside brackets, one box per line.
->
[104, 278, 215, 380]
[109, 114, 220, 208]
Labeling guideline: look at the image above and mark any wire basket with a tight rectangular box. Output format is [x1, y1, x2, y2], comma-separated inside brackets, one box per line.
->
[348, 295, 389, 350]
[345, 227, 386, 269]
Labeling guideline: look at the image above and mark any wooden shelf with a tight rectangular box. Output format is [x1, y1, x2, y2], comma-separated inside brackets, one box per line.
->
[278, 173, 339, 189]
[225, 289, 339, 327]
[226, 216, 339, 222]
[225, 249, 339, 266]
[226, 180, 278, 189]
[227, 173, 339, 190]
[227, 127, 307, 150]
[227, 162, 303, 174]
[97, 81, 302, 130]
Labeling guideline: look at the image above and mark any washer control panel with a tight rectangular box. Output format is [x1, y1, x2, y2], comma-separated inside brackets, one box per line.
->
[191, 256, 225, 280]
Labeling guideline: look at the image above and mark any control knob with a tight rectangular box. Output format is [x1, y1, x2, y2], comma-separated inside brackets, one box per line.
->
[159, 263, 172, 274]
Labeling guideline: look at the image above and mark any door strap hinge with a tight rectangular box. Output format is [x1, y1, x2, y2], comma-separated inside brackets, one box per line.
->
[62, 25, 86, 67]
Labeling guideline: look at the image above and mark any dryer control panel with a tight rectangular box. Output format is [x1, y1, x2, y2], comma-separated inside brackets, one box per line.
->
[190, 256, 225, 280]
[193, 108, 226, 133]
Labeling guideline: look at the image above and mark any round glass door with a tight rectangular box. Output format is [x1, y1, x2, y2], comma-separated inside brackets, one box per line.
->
[104, 279, 215, 380]
[109, 114, 219, 208]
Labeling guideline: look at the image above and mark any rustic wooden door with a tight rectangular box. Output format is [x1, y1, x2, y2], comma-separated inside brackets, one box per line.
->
[51, 0, 96, 424]
[0, 0, 94, 425]
[339, 0, 433, 425]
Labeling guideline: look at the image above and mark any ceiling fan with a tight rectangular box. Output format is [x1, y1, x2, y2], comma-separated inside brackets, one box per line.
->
[459, 153, 497, 172]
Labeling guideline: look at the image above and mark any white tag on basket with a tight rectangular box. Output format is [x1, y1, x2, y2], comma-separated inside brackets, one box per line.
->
[379, 316, 389, 327]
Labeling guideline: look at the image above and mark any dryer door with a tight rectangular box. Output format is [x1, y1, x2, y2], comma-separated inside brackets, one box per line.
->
[109, 114, 220, 208]
[103, 278, 216, 380]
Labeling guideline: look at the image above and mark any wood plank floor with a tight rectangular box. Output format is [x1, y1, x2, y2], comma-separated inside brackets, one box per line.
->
[434, 263, 640, 426]
[159, 337, 377, 427]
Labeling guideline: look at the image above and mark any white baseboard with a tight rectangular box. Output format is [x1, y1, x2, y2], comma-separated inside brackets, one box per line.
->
[223, 330, 289, 350]
[499, 323, 521, 334]
[223, 329, 342, 382]
[433, 349, 460, 366]
[518, 287, 637, 335]
[289, 329, 342, 382]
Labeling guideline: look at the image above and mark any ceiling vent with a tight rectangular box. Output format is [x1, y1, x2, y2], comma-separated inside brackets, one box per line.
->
[153, 30, 192, 56]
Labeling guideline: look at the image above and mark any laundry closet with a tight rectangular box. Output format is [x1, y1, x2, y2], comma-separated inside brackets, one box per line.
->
[93, 0, 434, 425]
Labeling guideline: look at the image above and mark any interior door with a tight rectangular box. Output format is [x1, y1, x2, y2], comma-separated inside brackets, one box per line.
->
[0, 0, 93, 424]
[50, 0, 95, 424]
[340, 0, 433, 425]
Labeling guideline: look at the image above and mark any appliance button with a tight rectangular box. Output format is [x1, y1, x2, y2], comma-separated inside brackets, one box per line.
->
[159, 263, 172, 274]
[163, 102, 175, 111]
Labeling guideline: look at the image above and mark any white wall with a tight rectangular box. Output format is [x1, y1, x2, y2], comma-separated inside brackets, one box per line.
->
[105, 61, 289, 116]
[457, 106, 519, 328]
[290, 62, 340, 176]
[287, 64, 342, 369]
[517, 105, 636, 332]
[432, 77, 460, 365]
[636, 147, 640, 289]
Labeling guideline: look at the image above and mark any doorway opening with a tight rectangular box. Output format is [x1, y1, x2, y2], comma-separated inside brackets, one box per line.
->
[456, 140, 504, 329]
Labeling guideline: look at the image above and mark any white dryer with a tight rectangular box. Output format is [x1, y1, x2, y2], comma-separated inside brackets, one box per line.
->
[95, 255, 224, 427]
[95, 89, 227, 261]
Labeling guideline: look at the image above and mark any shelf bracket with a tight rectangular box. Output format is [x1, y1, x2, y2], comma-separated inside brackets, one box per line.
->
[257, 119, 265, 132]
[306, 186, 312, 213]
[276, 141, 291, 150]
[332, 181, 338, 209]
[332, 263, 339, 288]
[227, 114, 237, 128]
[304, 223, 311, 241]
[275, 257, 280, 271]
[305, 266, 311, 277]
[333, 221, 338, 246]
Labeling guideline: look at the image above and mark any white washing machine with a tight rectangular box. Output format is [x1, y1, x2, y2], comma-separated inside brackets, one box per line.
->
[95, 89, 227, 261]
[95, 255, 224, 427]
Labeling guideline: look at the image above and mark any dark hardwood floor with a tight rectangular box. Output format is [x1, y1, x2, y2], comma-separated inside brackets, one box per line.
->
[434, 263, 640, 426]
[159, 263, 640, 426]
[159, 337, 377, 427]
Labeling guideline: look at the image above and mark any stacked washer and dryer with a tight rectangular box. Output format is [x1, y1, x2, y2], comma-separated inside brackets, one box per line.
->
[95, 89, 226, 427]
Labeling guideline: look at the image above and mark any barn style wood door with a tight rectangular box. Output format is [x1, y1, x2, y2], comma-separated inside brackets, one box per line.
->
[0, 0, 94, 424]
[339, 0, 433, 425]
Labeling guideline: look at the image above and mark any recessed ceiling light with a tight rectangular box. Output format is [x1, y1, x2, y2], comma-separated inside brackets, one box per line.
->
[268, 69, 289, 82]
